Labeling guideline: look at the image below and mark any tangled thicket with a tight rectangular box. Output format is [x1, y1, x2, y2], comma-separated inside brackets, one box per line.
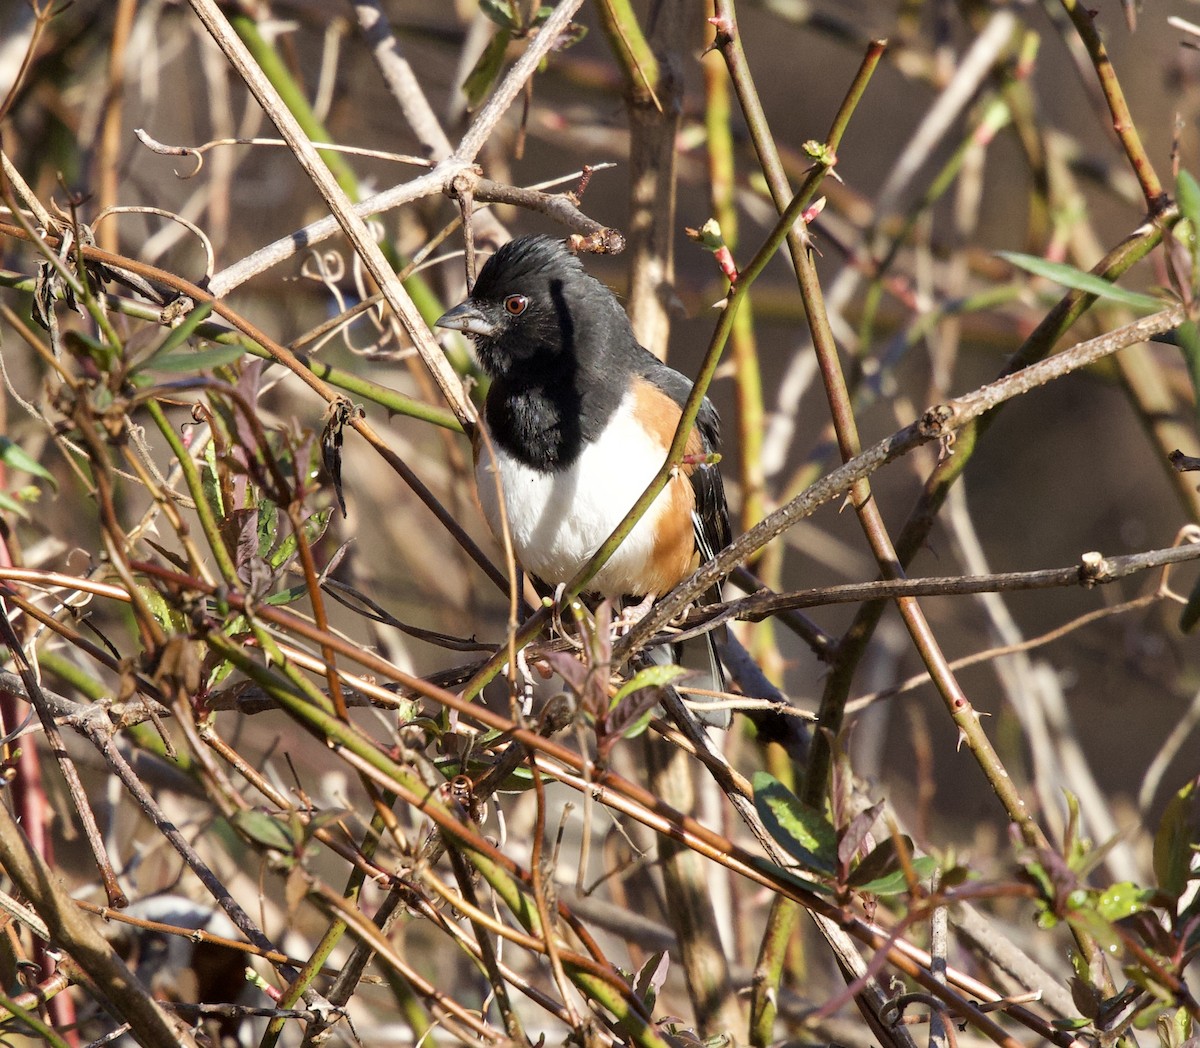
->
[0, 2, 1198, 1046]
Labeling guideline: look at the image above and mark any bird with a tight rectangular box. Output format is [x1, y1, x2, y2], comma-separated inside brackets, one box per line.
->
[435, 234, 731, 698]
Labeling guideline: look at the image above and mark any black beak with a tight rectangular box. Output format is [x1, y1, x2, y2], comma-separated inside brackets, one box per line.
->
[435, 300, 498, 338]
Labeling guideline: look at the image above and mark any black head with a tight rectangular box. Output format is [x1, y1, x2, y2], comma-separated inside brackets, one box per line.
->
[435, 235, 631, 383]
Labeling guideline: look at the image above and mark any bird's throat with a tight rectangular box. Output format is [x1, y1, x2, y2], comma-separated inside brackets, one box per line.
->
[484, 380, 584, 471]
[484, 371, 624, 472]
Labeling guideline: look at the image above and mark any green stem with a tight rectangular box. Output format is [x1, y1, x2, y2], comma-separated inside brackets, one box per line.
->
[749, 894, 801, 1045]
[227, 12, 451, 329]
[0, 989, 74, 1048]
[593, 0, 661, 102]
[0, 272, 464, 432]
[704, 55, 765, 537]
[143, 398, 242, 584]
[1056, 0, 1166, 213]
[229, 13, 359, 199]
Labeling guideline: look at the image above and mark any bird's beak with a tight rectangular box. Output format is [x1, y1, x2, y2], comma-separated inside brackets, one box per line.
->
[435, 300, 498, 338]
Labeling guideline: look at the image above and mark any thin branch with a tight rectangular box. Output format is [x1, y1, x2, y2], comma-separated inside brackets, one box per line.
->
[186, 0, 475, 426]
[0, 799, 201, 1047]
[133, 127, 433, 177]
[1057, 0, 1167, 212]
[677, 538, 1200, 630]
[201, 0, 584, 298]
[617, 303, 1185, 655]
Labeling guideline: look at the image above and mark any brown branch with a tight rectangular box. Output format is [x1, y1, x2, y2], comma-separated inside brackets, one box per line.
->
[616, 303, 1185, 656]
[0, 602, 128, 910]
[0, 799, 201, 1047]
[1057, 0, 1167, 213]
[669, 539, 1200, 636]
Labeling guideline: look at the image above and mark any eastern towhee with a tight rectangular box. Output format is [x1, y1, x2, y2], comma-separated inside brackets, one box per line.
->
[436, 234, 730, 696]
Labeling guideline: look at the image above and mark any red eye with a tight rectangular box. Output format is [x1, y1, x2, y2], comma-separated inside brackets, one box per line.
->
[504, 294, 528, 316]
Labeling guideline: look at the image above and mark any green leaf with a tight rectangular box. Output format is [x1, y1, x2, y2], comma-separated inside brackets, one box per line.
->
[1176, 319, 1200, 431]
[479, 0, 516, 29]
[846, 837, 928, 891]
[0, 492, 27, 517]
[605, 663, 685, 741]
[63, 329, 117, 369]
[1067, 905, 1122, 954]
[744, 853, 835, 896]
[615, 707, 656, 740]
[257, 500, 279, 560]
[1159, 1005, 1194, 1048]
[202, 440, 224, 518]
[632, 951, 668, 1012]
[1022, 859, 1054, 897]
[1051, 1017, 1093, 1032]
[142, 300, 215, 362]
[803, 139, 837, 166]
[462, 28, 511, 109]
[1177, 170, 1200, 234]
[140, 584, 187, 633]
[230, 810, 296, 853]
[997, 251, 1164, 312]
[0, 438, 56, 487]
[263, 584, 314, 607]
[1095, 882, 1153, 921]
[263, 508, 332, 572]
[1124, 958, 1180, 1004]
[150, 342, 246, 373]
[752, 772, 837, 874]
[610, 663, 687, 709]
[1173, 170, 1200, 306]
[851, 855, 938, 897]
[1153, 779, 1198, 899]
[545, 18, 587, 49]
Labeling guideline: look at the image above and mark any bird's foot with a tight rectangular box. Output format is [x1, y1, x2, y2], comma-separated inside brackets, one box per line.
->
[612, 593, 657, 636]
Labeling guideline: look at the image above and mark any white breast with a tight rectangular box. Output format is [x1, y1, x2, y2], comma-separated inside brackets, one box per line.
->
[474, 391, 673, 598]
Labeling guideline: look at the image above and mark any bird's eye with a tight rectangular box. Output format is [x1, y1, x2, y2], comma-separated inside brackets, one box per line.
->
[504, 294, 528, 316]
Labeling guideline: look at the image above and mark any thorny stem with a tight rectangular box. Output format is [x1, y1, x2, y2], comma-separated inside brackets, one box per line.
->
[0, 221, 509, 594]
[1056, 0, 1167, 214]
[616, 302, 1185, 648]
[710, 0, 1172, 860]
[708, 15, 912, 1041]
[559, 34, 885, 620]
[717, 16, 1038, 849]
[677, 540, 1200, 628]
[5, 563, 1085, 1047]
[808, 219, 1166, 778]
[703, 54, 765, 535]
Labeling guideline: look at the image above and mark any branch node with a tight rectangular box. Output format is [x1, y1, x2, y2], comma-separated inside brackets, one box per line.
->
[919, 404, 954, 438]
[1078, 550, 1111, 585]
[566, 229, 626, 255]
